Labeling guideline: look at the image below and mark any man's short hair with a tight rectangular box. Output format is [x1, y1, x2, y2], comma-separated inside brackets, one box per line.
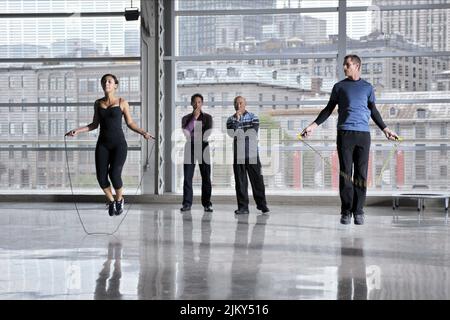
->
[233, 95, 246, 105]
[191, 93, 204, 103]
[344, 54, 361, 68]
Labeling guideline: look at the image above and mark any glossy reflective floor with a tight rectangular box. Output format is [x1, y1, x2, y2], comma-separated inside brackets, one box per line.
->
[0, 202, 449, 300]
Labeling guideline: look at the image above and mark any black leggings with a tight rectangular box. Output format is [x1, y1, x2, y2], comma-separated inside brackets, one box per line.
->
[95, 140, 128, 189]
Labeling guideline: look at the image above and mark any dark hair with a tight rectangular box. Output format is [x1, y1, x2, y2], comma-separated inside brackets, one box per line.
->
[191, 93, 204, 103]
[101, 74, 119, 88]
[344, 54, 361, 68]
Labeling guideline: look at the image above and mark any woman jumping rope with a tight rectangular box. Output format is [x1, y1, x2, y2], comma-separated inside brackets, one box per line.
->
[65, 74, 154, 217]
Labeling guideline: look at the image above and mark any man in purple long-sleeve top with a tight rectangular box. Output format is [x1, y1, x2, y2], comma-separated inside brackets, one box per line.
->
[180, 94, 213, 212]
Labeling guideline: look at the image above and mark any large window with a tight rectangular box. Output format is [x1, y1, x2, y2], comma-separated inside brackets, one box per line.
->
[0, 0, 142, 193]
[177, 12, 337, 56]
[171, 0, 450, 194]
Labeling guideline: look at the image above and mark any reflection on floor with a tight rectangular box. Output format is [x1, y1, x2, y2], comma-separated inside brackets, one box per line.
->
[0, 202, 449, 300]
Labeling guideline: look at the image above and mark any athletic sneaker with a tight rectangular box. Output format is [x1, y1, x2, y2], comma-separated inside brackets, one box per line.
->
[204, 205, 213, 213]
[354, 214, 365, 225]
[108, 201, 116, 216]
[340, 213, 351, 225]
[258, 206, 270, 214]
[115, 198, 124, 216]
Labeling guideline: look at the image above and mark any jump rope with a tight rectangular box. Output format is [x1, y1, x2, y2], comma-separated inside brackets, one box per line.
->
[296, 131, 404, 188]
[64, 135, 155, 236]
[64, 127, 400, 235]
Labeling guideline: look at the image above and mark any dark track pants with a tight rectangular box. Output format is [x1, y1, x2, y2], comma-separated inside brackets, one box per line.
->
[232, 158, 267, 211]
[337, 130, 371, 215]
[182, 142, 212, 208]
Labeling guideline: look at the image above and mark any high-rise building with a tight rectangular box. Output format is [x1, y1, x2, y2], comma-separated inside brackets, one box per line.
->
[125, 29, 140, 56]
[373, 0, 450, 51]
[177, 0, 276, 55]
[176, 0, 219, 55]
[0, 0, 139, 57]
[272, 14, 328, 44]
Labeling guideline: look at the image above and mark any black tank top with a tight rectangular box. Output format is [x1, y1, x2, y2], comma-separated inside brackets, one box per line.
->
[97, 99, 126, 142]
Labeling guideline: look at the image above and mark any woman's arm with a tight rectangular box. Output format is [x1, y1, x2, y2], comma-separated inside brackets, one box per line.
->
[65, 100, 100, 136]
[122, 99, 154, 140]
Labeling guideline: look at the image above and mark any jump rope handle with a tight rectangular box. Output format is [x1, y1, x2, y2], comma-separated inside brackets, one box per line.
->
[144, 134, 156, 171]
[297, 131, 307, 140]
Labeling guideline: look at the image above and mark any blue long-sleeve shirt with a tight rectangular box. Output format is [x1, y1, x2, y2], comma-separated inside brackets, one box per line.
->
[314, 78, 386, 132]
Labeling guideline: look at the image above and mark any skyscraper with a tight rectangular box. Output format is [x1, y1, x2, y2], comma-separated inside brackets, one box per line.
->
[177, 0, 276, 55]
[0, 0, 139, 57]
[373, 0, 450, 51]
